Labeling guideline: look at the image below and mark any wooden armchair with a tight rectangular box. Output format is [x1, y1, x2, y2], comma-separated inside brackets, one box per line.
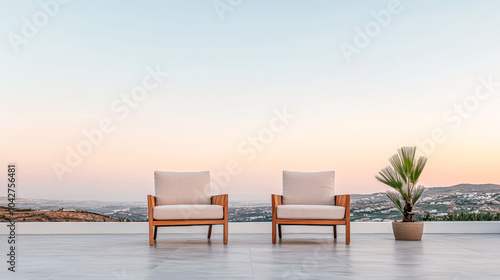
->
[271, 171, 350, 244]
[147, 171, 228, 246]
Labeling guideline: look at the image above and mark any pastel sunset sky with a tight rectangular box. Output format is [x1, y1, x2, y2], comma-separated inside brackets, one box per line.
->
[1, 0, 500, 202]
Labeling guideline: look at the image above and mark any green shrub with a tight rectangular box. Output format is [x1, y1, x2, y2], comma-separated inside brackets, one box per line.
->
[423, 212, 500, 221]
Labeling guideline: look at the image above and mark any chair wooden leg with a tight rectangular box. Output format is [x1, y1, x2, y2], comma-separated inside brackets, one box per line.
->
[278, 225, 282, 239]
[223, 223, 228, 245]
[333, 225, 337, 239]
[272, 221, 277, 244]
[207, 225, 212, 239]
[345, 223, 350, 245]
[154, 226, 158, 240]
[149, 222, 154, 246]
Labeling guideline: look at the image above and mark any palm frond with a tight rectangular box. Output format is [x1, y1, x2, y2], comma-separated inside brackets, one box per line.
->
[400, 181, 411, 201]
[389, 154, 407, 183]
[386, 191, 404, 214]
[412, 185, 425, 205]
[410, 157, 427, 184]
[399, 146, 416, 176]
[375, 166, 402, 191]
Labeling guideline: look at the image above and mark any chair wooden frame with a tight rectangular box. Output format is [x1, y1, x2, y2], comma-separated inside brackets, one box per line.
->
[147, 194, 228, 246]
[271, 194, 350, 244]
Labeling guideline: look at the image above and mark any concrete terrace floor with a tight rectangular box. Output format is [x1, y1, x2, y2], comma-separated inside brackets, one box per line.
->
[2, 233, 500, 280]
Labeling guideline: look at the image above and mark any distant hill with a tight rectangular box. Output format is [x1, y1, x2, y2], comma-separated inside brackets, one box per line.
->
[351, 183, 500, 200]
[425, 184, 500, 195]
[0, 206, 132, 222]
[0, 197, 147, 221]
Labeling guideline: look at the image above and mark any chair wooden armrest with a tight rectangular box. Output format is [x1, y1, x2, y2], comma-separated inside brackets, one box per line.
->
[272, 194, 282, 216]
[271, 194, 283, 244]
[334, 194, 351, 241]
[211, 194, 229, 221]
[335, 194, 350, 244]
[147, 195, 156, 245]
[335, 194, 350, 208]
[335, 194, 350, 219]
[271, 194, 283, 219]
[211, 194, 229, 244]
[147, 195, 156, 220]
[211, 194, 228, 207]
[271, 194, 283, 208]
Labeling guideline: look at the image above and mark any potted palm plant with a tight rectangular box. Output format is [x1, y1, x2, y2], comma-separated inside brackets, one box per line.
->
[376, 146, 427, 240]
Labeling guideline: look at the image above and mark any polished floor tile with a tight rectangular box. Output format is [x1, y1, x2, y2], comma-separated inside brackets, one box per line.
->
[1, 233, 500, 279]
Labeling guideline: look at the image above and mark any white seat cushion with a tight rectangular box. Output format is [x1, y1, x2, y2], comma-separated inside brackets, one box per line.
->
[277, 205, 345, 220]
[155, 171, 212, 205]
[283, 171, 335, 205]
[153, 205, 223, 220]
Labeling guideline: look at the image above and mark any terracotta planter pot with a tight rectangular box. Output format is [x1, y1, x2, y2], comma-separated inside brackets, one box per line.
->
[392, 221, 424, 241]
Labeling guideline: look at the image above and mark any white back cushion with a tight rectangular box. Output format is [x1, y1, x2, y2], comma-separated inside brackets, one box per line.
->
[283, 171, 335, 205]
[154, 171, 212, 205]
